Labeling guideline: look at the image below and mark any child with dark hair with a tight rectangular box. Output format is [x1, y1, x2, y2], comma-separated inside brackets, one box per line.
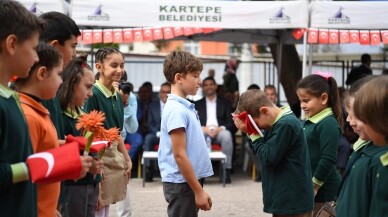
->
[14, 42, 92, 217]
[233, 89, 313, 217]
[57, 54, 103, 217]
[0, 1, 45, 216]
[297, 72, 342, 216]
[84, 47, 132, 217]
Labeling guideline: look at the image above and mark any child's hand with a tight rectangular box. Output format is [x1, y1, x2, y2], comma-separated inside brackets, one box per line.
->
[95, 195, 102, 211]
[195, 190, 212, 211]
[90, 157, 103, 175]
[112, 81, 120, 91]
[232, 115, 247, 133]
[124, 159, 132, 181]
[78, 156, 93, 179]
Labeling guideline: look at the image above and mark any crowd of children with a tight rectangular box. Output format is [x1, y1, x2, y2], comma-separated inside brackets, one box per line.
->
[1, 1, 388, 217]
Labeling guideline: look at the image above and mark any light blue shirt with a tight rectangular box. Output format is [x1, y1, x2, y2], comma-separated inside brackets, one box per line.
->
[121, 92, 138, 139]
[158, 94, 214, 183]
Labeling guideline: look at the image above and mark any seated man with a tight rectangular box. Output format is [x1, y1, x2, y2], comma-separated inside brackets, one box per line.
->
[195, 77, 235, 183]
[143, 82, 171, 181]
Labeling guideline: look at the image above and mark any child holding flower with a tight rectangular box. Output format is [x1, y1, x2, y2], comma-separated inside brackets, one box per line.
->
[57, 54, 103, 217]
[84, 47, 132, 217]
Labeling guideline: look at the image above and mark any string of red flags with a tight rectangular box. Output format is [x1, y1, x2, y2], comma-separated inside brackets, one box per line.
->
[78, 27, 222, 44]
[292, 28, 388, 45]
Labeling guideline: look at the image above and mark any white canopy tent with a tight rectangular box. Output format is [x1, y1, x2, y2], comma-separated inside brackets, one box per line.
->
[18, 0, 68, 15]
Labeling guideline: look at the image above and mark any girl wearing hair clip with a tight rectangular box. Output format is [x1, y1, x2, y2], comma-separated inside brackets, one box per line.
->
[297, 72, 343, 216]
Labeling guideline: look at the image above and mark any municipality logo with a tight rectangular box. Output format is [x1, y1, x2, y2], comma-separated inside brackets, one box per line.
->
[29, 1, 44, 16]
[269, 6, 290, 24]
[328, 7, 350, 24]
[88, 4, 110, 21]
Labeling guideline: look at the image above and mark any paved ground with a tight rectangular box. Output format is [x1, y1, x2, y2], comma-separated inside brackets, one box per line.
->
[109, 168, 271, 217]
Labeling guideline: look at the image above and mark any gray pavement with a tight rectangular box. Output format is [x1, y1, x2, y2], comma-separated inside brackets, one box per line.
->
[109, 169, 271, 217]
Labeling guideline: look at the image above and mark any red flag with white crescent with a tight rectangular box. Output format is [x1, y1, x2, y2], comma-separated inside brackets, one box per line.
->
[329, 30, 339, 44]
[27, 142, 82, 184]
[82, 30, 93, 45]
[133, 28, 143, 42]
[163, 27, 174, 39]
[113, 29, 123, 43]
[65, 135, 109, 153]
[103, 29, 113, 43]
[173, 27, 183, 37]
[123, 28, 133, 43]
[370, 31, 381, 45]
[339, 30, 350, 43]
[359, 31, 370, 45]
[153, 28, 163, 40]
[318, 29, 329, 44]
[93, 29, 103, 44]
[381, 30, 388, 44]
[292, 28, 305, 40]
[142, 28, 153, 41]
[307, 28, 318, 44]
[183, 27, 194, 36]
[350, 30, 359, 43]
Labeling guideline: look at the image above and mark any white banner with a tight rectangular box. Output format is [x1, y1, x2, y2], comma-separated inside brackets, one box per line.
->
[18, 0, 68, 15]
[310, 2, 388, 29]
[70, 0, 308, 29]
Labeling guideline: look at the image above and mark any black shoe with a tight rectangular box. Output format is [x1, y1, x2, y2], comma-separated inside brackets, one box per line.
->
[225, 169, 232, 184]
[145, 168, 153, 182]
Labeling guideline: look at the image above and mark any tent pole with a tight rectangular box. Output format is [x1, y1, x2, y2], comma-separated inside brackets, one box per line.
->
[276, 43, 283, 104]
[308, 44, 313, 75]
[302, 31, 308, 78]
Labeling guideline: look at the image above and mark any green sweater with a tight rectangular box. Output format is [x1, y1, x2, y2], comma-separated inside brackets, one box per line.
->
[250, 108, 313, 215]
[41, 96, 65, 139]
[84, 81, 123, 131]
[0, 88, 37, 217]
[303, 108, 341, 202]
[62, 109, 102, 185]
[336, 141, 388, 217]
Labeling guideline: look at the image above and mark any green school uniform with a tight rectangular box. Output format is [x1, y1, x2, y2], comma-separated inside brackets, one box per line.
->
[41, 97, 65, 139]
[250, 106, 313, 215]
[336, 140, 388, 217]
[84, 81, 123, 130]
[303, 108, 341, 202]
[0, 84, 37, 217]
[62, 108, 102, 185]
[369, 149, 388, 216]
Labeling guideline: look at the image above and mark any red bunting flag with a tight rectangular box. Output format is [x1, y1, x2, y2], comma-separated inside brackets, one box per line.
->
[27, 142, 82, 184]
[93, 29, 103, 43]
[359, 30, 370, 45]
[163, 27, 174, 39]
[370, 31, 381, 45]
[307, 28, 318, 44]
[77, 31, 82, 44]
[133, 28, 143, 42]
[339, 30, 350, 43]
[318, 29, 329, 44]
[142, 28, 153, 41]
[173, 27, 183, 37]
[292, 28, 306, 40]
[183, 27, 194, 36]
[349, 30, 359, 43]
[82, 30, 93, 44]
[202, 28, 215, 34]
[123, 28, 133, 43]
[329, 29, 339, 44]
[381, 30, 388, 44]
[152, 28, 163, 40]
[113, 29, 123, 43]
[103, 29, 113, 43]
[193, 27, 203, 34]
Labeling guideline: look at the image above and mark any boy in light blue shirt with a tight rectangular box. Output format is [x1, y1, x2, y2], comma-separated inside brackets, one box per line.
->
[158, 51, 213, 217]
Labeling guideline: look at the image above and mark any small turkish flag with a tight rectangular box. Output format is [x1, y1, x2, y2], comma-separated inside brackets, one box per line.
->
[307, 28, 318, 44]
[359, 31, 370, 45]
[292, 28, 306, 40]
[123, 28, 133, 43]
[103, 29, 113, 44]
[349, 30, 359, 43]
[381, 30, 388, 44]
[133, 28, 143, 42]
[113, 29, 123, 43]
[93, 29, 103, 44]
[173, 27, 183, 37]
[339, 30, 350, 43]
[370, 31, 381, 45]
[236, 112, 263, 137]
[27, 142, 82, 184]
[152, 28, 163, 40]
[318, 29, 329, 44]
[143, 28, 153, 41]
[82, 30, 93, 44]
[329, 30, 339, 44]
[65, 135, 109, 153]
[163, 27, 174, 39]
[183, 27, 194, 36]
